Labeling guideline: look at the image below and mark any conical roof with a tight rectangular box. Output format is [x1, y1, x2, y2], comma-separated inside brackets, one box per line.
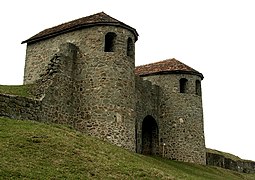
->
[22, 12, 138, 44]
[135, 58, 203, 79]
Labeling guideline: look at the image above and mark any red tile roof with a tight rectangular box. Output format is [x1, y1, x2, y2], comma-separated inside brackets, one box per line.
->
[135, 58, 203, 79]
[22, 12, 138, 44]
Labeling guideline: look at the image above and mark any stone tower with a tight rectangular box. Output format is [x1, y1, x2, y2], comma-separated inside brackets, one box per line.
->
[22, 12, 138, 151]
[71, 14, 138, 151]
[135, 59, 206, 164]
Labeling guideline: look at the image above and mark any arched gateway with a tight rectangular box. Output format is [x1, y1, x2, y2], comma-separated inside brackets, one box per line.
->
[141, 115, 159, 155]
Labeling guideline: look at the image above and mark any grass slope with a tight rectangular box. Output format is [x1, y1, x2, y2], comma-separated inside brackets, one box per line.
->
[0, 117, 254, 179]
[0, 85, 34, 98]
[207, 148, 242, 161]
[206, 148, 254, 163]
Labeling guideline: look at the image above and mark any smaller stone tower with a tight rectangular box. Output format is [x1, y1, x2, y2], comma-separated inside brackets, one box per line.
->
[135, 59, 206, 164]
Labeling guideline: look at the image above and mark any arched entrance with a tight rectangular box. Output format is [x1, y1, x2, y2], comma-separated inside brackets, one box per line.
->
[142, 115, 159, 155]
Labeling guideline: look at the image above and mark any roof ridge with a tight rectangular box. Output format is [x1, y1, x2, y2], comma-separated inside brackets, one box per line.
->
[135, 58, 203, 79]
[136, 58, 177, 67]
[22, 12, 138, 44]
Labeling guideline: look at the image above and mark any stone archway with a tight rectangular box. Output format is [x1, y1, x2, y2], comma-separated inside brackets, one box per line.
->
[142, 115, 159, 155]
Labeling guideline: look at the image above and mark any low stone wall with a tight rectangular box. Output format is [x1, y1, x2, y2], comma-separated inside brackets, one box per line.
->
[0, 93, 41, 121]
[206, 151, 255, 173]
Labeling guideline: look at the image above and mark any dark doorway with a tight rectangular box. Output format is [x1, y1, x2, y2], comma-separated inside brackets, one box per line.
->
[142, 115, 159, 155]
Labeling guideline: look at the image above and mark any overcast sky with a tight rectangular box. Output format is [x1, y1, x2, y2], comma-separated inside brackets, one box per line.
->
[0, 0, 254, 161]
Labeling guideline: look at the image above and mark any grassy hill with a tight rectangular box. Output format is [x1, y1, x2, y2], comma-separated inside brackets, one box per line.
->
[0, 117, 254, 179]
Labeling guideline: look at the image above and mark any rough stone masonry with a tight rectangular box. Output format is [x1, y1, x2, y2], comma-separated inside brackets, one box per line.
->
[9, 12, 207, 164]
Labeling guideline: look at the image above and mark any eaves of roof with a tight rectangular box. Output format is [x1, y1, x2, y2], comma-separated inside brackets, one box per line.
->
[135, 58, 204, 79]
[22, 12, 138, 44]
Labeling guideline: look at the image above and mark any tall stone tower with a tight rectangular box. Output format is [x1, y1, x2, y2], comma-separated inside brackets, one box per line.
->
[72, 13, 138, 151]
[22, 12, 139, 151]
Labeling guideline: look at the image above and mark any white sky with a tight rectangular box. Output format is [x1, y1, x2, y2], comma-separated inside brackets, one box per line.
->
[0, 0, 254, 161]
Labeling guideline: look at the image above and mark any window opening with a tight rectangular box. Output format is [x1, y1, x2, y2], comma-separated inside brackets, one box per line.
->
[127, 37, 134, 57]
[180, 78, 188, 93]
[196, 80, 201, 96]
[104, 32, 117, 52]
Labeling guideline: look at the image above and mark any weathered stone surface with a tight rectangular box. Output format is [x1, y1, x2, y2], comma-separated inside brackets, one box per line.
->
[139, 74, 206, 164]
[0, 93, 41, 121]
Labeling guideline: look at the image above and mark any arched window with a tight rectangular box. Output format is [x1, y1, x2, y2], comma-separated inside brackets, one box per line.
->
[180, 78, 188, 93]
[104, 32, 117, 52]
[127, 37, 134, 57]
[196, 80, 201, 96]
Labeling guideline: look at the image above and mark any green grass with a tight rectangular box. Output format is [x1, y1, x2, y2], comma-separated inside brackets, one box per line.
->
[0, 84, 34, 98]
[206, 148, 242, 161]
[0, 117, 254, 179]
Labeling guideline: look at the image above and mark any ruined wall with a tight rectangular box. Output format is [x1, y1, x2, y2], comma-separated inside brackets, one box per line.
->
[142, 73, 206, 165]
[34, 43, 78, 125]
[0, 42, 77, 125]
[135, 76, 160, 154]
[207, 151, 255, 173]
[23, 26, 112, 84]
[0, 93, 41, 121]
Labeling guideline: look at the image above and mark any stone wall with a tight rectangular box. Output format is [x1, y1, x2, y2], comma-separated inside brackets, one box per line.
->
[135, 75, 160, 154]
[33, 43, 78, 126]
[142, 73, 206, 165]
[0, 93, 41, 121]
[206, 151, 255, 173]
